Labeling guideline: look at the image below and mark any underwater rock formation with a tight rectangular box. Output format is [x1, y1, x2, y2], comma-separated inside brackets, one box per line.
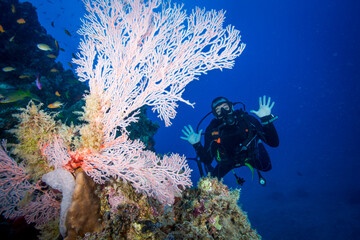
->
[79, 176, 260, 240]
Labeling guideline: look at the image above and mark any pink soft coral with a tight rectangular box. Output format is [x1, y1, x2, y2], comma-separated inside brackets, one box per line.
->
[0, 141, 60, 226]
[0, 140, 31, 219]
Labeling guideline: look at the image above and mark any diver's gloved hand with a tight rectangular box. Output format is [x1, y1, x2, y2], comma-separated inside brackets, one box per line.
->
[251, 95, 278, 125]
[180, 125, 202, 145]
[250, 95, 275, 118]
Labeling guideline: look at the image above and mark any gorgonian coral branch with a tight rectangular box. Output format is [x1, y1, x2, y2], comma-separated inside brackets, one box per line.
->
[0, 140, 31, 218]
[40, 136, 71, 169]
[81, 134, 192, 204]
[73, 0, 245, 141]
[0, 141, 61, 226]
[21, 181, 61, 227]
[41, 133, 192, 204]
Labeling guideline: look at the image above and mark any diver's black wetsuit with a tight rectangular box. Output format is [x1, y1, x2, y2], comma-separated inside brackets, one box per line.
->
[193, 109, 279, 179]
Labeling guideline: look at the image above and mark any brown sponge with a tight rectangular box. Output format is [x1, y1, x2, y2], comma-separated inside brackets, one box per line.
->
[64, 169, 103, 240]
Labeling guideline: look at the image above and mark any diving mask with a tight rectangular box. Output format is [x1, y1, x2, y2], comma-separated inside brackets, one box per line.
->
[214, 103, 236, 125]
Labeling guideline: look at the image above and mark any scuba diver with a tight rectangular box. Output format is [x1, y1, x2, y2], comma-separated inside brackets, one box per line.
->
[180, 96, 279, 186]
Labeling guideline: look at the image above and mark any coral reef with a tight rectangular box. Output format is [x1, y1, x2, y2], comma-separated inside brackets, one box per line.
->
[79, 176, 260, 240]
[0, 0, 258, 239]
[170, 176, 261, 240]
[9, 101, 80, 180]
[37, 217, 61, 240]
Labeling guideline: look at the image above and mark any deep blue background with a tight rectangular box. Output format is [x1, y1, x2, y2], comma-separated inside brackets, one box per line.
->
[25, 0, 360, 239]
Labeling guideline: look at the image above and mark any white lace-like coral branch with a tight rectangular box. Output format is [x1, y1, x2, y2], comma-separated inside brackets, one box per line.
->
[0, 140, 32, 218]
[40, 136, 71, 169]
[22, 181, 60, 227]
[73, 0, 245, 141]
[81, 134, 192, 204]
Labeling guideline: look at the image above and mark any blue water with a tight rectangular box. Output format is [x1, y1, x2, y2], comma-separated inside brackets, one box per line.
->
[23, 0, 360, 239]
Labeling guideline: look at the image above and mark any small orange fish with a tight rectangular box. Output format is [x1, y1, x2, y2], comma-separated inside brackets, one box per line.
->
[17, 18, 26, 24]
[47, 54, 57, 58]
[55, 91, 61, 97]
[0, 25, 5, 33]
[48, 101, 62, 108]
[11, 4, 16, 14]
[50, 68, 59, 73]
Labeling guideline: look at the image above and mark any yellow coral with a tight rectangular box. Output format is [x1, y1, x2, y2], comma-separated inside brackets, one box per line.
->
[198, 177, 213, 192]
[212, 215, 222, 230]
[9, 101, 80, 180]
[76, 93, 105, 151]
[37, 217, 61, 240]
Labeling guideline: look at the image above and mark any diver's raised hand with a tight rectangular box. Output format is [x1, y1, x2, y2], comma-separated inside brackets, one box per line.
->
[180, 125, 202, 145]
[250, 95, 275, 118]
